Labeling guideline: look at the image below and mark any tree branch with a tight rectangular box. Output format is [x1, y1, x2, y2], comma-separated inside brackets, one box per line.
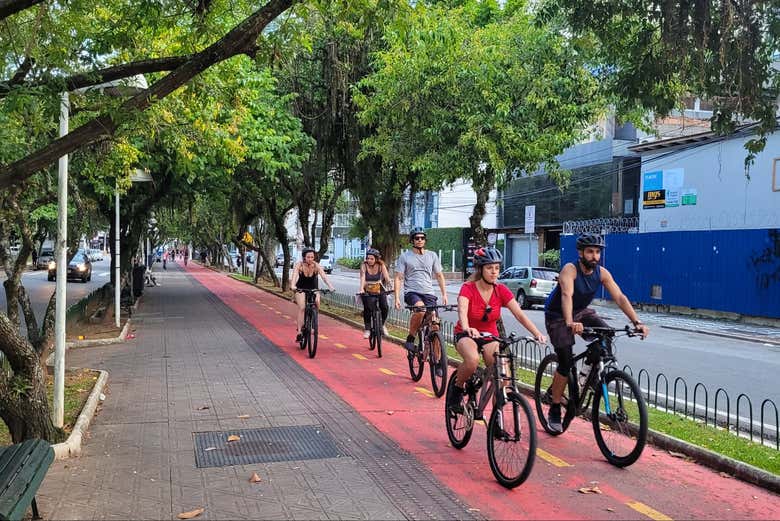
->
[0, 0, 297, 191]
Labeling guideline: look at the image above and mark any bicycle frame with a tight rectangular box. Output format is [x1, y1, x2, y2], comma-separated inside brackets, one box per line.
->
[467, 338, 523, 427]
[568, 329, 633, 415]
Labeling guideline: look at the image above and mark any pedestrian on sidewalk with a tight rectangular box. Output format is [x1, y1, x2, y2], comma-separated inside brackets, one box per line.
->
[163, 250, 168, 270]
[394, 227, 448, 352]
[290, 248, 335, 343]
[359, 248, 392, 338]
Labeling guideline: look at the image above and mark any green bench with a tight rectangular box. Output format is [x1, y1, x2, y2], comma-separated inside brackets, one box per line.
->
[0, 439, 54, 520]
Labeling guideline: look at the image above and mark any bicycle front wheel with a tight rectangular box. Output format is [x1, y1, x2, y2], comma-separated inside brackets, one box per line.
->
[534, 353, 576, 435]
[299, 310, 310, 351]
[307, 311, 318, 358]
[592, 369, 648, 467]
[487, 392, 537, 488]
[445, 372, 473, 449]
[374, 309, 383, 358]
[429, 331, 447, 397]
[408, 331, 425, 381]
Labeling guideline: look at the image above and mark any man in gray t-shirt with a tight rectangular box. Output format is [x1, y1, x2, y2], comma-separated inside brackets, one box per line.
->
[394, 227, 448, 354]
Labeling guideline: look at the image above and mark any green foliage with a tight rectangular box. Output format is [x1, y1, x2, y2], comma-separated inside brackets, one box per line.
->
[423, 228, 463, 270]
[337, 257, 364, 269]
[538, 248, 560, 270]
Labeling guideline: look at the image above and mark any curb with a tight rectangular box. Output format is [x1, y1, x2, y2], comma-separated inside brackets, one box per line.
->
[66, 318, 131, 349]
[222, 276, 780, 492]
[52, 369, 109, 460]
[661, 324, 780, 347]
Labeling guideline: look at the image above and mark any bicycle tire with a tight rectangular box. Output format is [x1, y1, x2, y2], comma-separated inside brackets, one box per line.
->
[487, 393, 537, 488]
[408, 330, 425, 381]
[307, 310, 318, 358]
[368, 328, 377, 351]
[429, 331, 447, 397]
[445, 372, 473, 449]
[534, 353, 576, 435]
[372, 308, 383, 357]
[299, 308, 310, 351]
[592, 369, 648, 467]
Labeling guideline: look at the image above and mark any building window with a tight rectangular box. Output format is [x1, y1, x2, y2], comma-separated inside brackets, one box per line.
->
[774, 158, 780, 192]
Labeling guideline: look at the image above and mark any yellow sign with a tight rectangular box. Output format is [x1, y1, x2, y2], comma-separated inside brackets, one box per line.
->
[242, 232, 253, 244]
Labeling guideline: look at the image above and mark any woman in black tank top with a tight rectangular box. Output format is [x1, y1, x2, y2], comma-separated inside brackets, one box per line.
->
[291, 249, 335, 342]
[359, 249, 392, 337]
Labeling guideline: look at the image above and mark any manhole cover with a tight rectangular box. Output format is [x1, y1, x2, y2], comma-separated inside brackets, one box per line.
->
[193, 425, 345, 468]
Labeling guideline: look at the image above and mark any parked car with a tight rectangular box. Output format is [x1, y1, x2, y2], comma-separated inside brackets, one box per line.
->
[48, 252, 92, 282]
[36, 249, 55, 270]
[319, 254, 333, 273]
[498, 266, 559, 309]
[90, 249, 104, 261]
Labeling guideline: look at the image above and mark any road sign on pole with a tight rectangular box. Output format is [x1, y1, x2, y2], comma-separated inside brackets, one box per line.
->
[524, 205, 535, 234]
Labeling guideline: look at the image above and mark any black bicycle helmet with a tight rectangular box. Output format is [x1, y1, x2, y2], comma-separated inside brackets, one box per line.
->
[409, 226, 426, 241]
[473, 247, 503, 266]
[365, 248, 381, 259]
[301, 247, 316, 258]
[576, 233, 606, 250]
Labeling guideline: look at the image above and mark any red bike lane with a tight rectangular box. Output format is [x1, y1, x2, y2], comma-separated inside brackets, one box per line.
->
[186, 263, 779, 520]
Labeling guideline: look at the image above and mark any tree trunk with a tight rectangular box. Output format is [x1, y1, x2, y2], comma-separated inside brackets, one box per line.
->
[469, 165, 496, 247]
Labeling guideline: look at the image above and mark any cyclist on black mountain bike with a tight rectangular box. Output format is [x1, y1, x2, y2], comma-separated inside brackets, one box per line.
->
[291, 248, 335, 343]
[394, 227, 449, 352]
[451, 247, 546, 406]
[359, 248, 392, 338]
[544, 233, 649, 432]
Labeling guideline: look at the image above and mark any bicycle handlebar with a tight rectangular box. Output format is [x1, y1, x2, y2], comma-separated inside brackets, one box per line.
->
[581, 325, 645, 339]
[356, 291, 395, 296]
[295, 288, 333, 294]
[476, 331, 540, 345]
[405, 304, 458, 312]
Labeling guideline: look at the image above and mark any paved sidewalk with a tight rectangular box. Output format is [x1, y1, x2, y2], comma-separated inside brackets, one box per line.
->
[39, 265, 477, 520]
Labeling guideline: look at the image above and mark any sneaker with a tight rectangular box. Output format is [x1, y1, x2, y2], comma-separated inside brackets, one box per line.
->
[296, 333, 303, 343]
[547, 404, 563, 433]
[363, 330, 370, 339]
[382, 326, 389, 336]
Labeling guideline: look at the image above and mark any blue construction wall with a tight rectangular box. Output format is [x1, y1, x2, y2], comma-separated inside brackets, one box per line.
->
[561, 229, 780, 318]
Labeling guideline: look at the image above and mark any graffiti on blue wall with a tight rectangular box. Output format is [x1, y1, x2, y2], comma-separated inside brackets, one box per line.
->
[561, 229, 780, 318]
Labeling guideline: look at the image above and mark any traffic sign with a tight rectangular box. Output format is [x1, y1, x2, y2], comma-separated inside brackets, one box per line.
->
[524, 205, 536, 234]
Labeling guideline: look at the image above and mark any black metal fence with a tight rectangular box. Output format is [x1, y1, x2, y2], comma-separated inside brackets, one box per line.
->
[322, 290, 779, 450]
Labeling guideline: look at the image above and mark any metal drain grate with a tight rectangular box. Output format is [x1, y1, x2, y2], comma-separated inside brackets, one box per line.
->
[193, 425, 345, 468]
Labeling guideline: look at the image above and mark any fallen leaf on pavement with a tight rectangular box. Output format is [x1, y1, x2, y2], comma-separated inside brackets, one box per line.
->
[249, 472, 262, 483]
[238, 414, 250, 419]
[204, 447, 217, 452]
[177, 508, 204, 519]
[227, 434, 240, 442]
[606, 508, 615, 512]
[719, 472, 731, 478]
[196, 406, 210, 410]
[668, 450, 686, 458]
[578, 486, 603, 494]
[386, 410, 394, 415]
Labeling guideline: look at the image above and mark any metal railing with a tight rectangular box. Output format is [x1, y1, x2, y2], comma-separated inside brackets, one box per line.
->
[321, 289, 779, 449]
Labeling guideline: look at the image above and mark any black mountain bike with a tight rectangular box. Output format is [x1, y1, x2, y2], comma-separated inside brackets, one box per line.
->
[357, 291, 393, 358]
[405, 304, 457, 397]
[534, 325, 648, 467]
[296, 289, 331, 359]
[445, 332, 537, 488]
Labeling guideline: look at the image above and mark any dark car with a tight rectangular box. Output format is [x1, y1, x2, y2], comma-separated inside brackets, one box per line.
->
[48, 252, 92, 282]
[275, 253, 285, 267]
[36, 249, 55, 270]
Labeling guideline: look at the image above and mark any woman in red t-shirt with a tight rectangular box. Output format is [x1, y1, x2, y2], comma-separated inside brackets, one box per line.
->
[452, 247, 546, 399]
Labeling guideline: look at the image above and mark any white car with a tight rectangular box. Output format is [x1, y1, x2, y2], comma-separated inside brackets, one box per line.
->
[319, 254, 333, 274]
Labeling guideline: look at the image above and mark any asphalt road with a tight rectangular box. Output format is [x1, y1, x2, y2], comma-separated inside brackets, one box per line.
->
[315, 268, 780, 421]
[0, 259, 112, 325]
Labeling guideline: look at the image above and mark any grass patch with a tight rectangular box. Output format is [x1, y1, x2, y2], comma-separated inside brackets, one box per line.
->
[229, 273, 254, 283]
[0, 369, 99, 445]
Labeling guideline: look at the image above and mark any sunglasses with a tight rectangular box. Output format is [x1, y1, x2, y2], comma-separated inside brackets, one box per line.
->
[481, 305, 492, 322]
[413, 236, 426, 241]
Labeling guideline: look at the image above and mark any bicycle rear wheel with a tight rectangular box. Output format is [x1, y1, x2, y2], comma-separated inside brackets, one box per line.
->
[592, 369, 648, 467]
[408, 331, 425, 381]
[307, 310, 318, 358]
[534, 353, 576, 435]
[487, 392, 537, 488]
[445, 372, 473, 449]
[429, 331, 447, 397]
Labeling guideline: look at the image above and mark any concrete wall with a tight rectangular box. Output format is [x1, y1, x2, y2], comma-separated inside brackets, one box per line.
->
[639, 132, 780, 232]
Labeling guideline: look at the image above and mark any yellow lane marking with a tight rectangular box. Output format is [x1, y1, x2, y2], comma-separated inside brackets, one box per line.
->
[537, 448, 571, 467]
[334, 343, 347, 349]
[414, 387, 435, 398]
[379, 368, 396, 376]
[627, 501, 673, 521]
[274, 311, 281, 315]
[319, 334, 329, 339]
[352, 353, 368, 360]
